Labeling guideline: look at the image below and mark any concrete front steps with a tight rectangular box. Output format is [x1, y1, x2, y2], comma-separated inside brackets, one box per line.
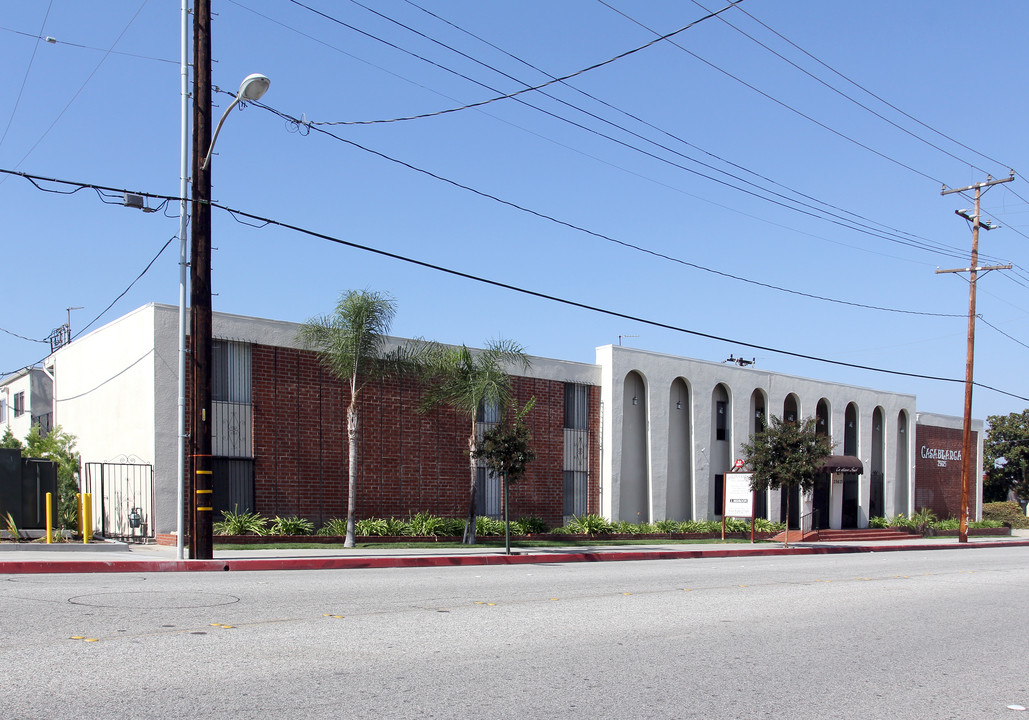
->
[771, 528, 918, 543]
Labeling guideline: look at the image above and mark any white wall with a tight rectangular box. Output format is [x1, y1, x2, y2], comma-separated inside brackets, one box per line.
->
[597, 345, 919, 525]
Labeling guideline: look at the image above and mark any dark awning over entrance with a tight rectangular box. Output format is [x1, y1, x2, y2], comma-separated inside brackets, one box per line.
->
[818, 455, 863, 474]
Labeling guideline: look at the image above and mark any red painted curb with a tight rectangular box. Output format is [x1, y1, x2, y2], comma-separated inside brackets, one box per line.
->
[1, 539, 1027, 574]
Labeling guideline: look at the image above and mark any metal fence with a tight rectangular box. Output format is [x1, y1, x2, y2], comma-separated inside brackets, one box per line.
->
[83, 462, 154, 542]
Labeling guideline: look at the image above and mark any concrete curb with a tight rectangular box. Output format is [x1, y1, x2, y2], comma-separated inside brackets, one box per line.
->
[1, 539, 1027, 574]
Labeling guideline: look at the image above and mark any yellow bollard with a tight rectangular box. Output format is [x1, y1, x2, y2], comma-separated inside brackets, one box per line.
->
[77, 492, 83, 538]
[45, 492, 53, 544]
[83, 493, 93, 544]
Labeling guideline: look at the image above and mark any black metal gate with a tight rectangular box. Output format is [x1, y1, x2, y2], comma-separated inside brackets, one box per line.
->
[83, 462, 154, 542]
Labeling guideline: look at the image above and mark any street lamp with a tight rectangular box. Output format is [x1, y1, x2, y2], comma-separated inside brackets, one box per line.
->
[202, 73, 270, 170]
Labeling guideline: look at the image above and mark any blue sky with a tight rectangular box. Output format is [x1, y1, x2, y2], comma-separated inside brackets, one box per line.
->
[1, 0, 1026, 422]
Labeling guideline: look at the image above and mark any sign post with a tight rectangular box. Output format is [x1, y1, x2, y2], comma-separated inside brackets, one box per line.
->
[722, 466, 755, 542]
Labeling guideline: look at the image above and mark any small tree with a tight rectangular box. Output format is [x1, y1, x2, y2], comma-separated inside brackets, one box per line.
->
[297, 290, 415, 548]
[740, 415, 835, 547]
[419, 339, 530, 545]
[472, 398, 536, 554]
[1, 427, 23, 450]
[984, 409, 1029, 504]
[22, 424, 80, 529]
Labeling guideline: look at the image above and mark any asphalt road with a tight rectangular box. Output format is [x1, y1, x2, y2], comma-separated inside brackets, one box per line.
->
[2, 547, 1027, 719]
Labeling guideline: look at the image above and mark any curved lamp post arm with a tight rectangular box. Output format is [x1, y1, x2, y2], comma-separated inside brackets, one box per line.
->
[201, 73, 270, 171]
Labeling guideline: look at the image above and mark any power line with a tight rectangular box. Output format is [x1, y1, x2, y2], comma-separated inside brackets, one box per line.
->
[4, 167, 1024, 402]
[596, 0, 947, 187]
[287, 0, 745, 125]
[244, 0, 987, 265]
[0, 327, 48, 344]
[0, 24, 177, 65]
[726, 2, 1015, 173]
[0, 1, 149, 186]
[243, 103, 969, 317]
[0, 2, 54, 152]
[375, 0, 979, 264]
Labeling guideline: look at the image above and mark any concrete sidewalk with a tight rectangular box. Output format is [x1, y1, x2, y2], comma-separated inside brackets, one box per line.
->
[2, 531, 1028, 573]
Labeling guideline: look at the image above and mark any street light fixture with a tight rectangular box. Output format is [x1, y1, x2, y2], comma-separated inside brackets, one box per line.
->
[202, 73, 270, 171]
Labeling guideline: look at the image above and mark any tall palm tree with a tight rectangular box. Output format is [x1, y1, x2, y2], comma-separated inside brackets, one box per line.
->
[297, 290, 402, 548]
[419, 339, 530, 544]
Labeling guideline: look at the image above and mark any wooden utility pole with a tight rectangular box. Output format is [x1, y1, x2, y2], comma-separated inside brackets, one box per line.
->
[939, 173, 1013, 543]
[190, 0, 214, 560]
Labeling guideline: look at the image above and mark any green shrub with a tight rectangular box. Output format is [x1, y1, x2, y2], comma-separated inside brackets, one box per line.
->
[982, 501, 1029, 529]
[512, 515, 548, 535]
[655, 519, 679, 534]
[723, 517, 751, 533]
[214, 507, 267, 536]
[678, 519, 720, 533]
[406, 512, 448, 537]
[565, 514, 612, 535]
[969, 519, 1004, 529]
[353, 517, 409, 536]
[440, 517, 466, 536]
[611, 520, 640, 534]
[269, 516, 314, 536]
[910, 507, 937, 532]
[754, 518, 786, 532]
[888, 513, 914, 529]
[475, 516, 505, 536]
[318, 518, 349, 536]
[868, 516, 889, 528]
[932, 518, 960, 530]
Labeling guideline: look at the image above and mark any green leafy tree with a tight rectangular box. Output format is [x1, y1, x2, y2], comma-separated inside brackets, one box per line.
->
[419, 339, 530, 544]
[984, 410, 1029, 503]
[1, 427, 23, 450]
[22, 424, 80, 529]
[473, 398, 537, 554]
[297, 290, 414, 548]
[740, 415, 835, 547]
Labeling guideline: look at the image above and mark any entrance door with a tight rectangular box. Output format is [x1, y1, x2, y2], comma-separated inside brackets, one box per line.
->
[812, 474, 830, 529]
[842, 475, 859, 528]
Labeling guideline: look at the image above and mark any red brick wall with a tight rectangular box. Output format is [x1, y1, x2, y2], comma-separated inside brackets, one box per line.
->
[249, 345, 600, 529]
[914, 423, 977, 519]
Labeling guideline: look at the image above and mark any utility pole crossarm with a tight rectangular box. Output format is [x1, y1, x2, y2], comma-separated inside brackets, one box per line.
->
[935, 264, 1013, 275]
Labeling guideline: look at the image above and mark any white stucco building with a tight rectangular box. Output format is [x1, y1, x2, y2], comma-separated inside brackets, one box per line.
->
[5, 303, 982, 540]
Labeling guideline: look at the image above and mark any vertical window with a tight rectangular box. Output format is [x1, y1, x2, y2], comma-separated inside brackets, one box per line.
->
[564, 383, 589, 430]
[716, 400, 727, 441]
[13, 392, 25, 417]
[0, 399, 6, 423]
[563, 383, 590, 517]
[212, 341, 251, 403]
[475, 398, 501, 517]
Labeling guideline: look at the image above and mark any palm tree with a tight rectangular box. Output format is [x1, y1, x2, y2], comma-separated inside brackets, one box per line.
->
[297, 290, 403, 548]
[419, 339, 530, 544]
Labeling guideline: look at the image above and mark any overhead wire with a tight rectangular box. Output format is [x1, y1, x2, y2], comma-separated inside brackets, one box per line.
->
[0, 24, 177, 65]
[694, 0, 1010, 178]
[3, 167, 1025, 402]
[400, 0, 954, 258]
[286, 0, 746, 125]
[288, 0, 985, 265]
[727, 2, 1014, 172]
[595, 0, 946, 187]
[242, 100, 968, 317]
[0, 0, 150, 186]
[0, 1, 54, 152]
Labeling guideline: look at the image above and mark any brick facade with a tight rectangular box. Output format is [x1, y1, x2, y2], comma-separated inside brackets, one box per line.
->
[914, 423, 977, 519]
[247, 344, 600, 529]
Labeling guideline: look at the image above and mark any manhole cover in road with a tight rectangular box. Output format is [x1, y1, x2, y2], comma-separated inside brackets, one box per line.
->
[68, 591, 240, 609]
